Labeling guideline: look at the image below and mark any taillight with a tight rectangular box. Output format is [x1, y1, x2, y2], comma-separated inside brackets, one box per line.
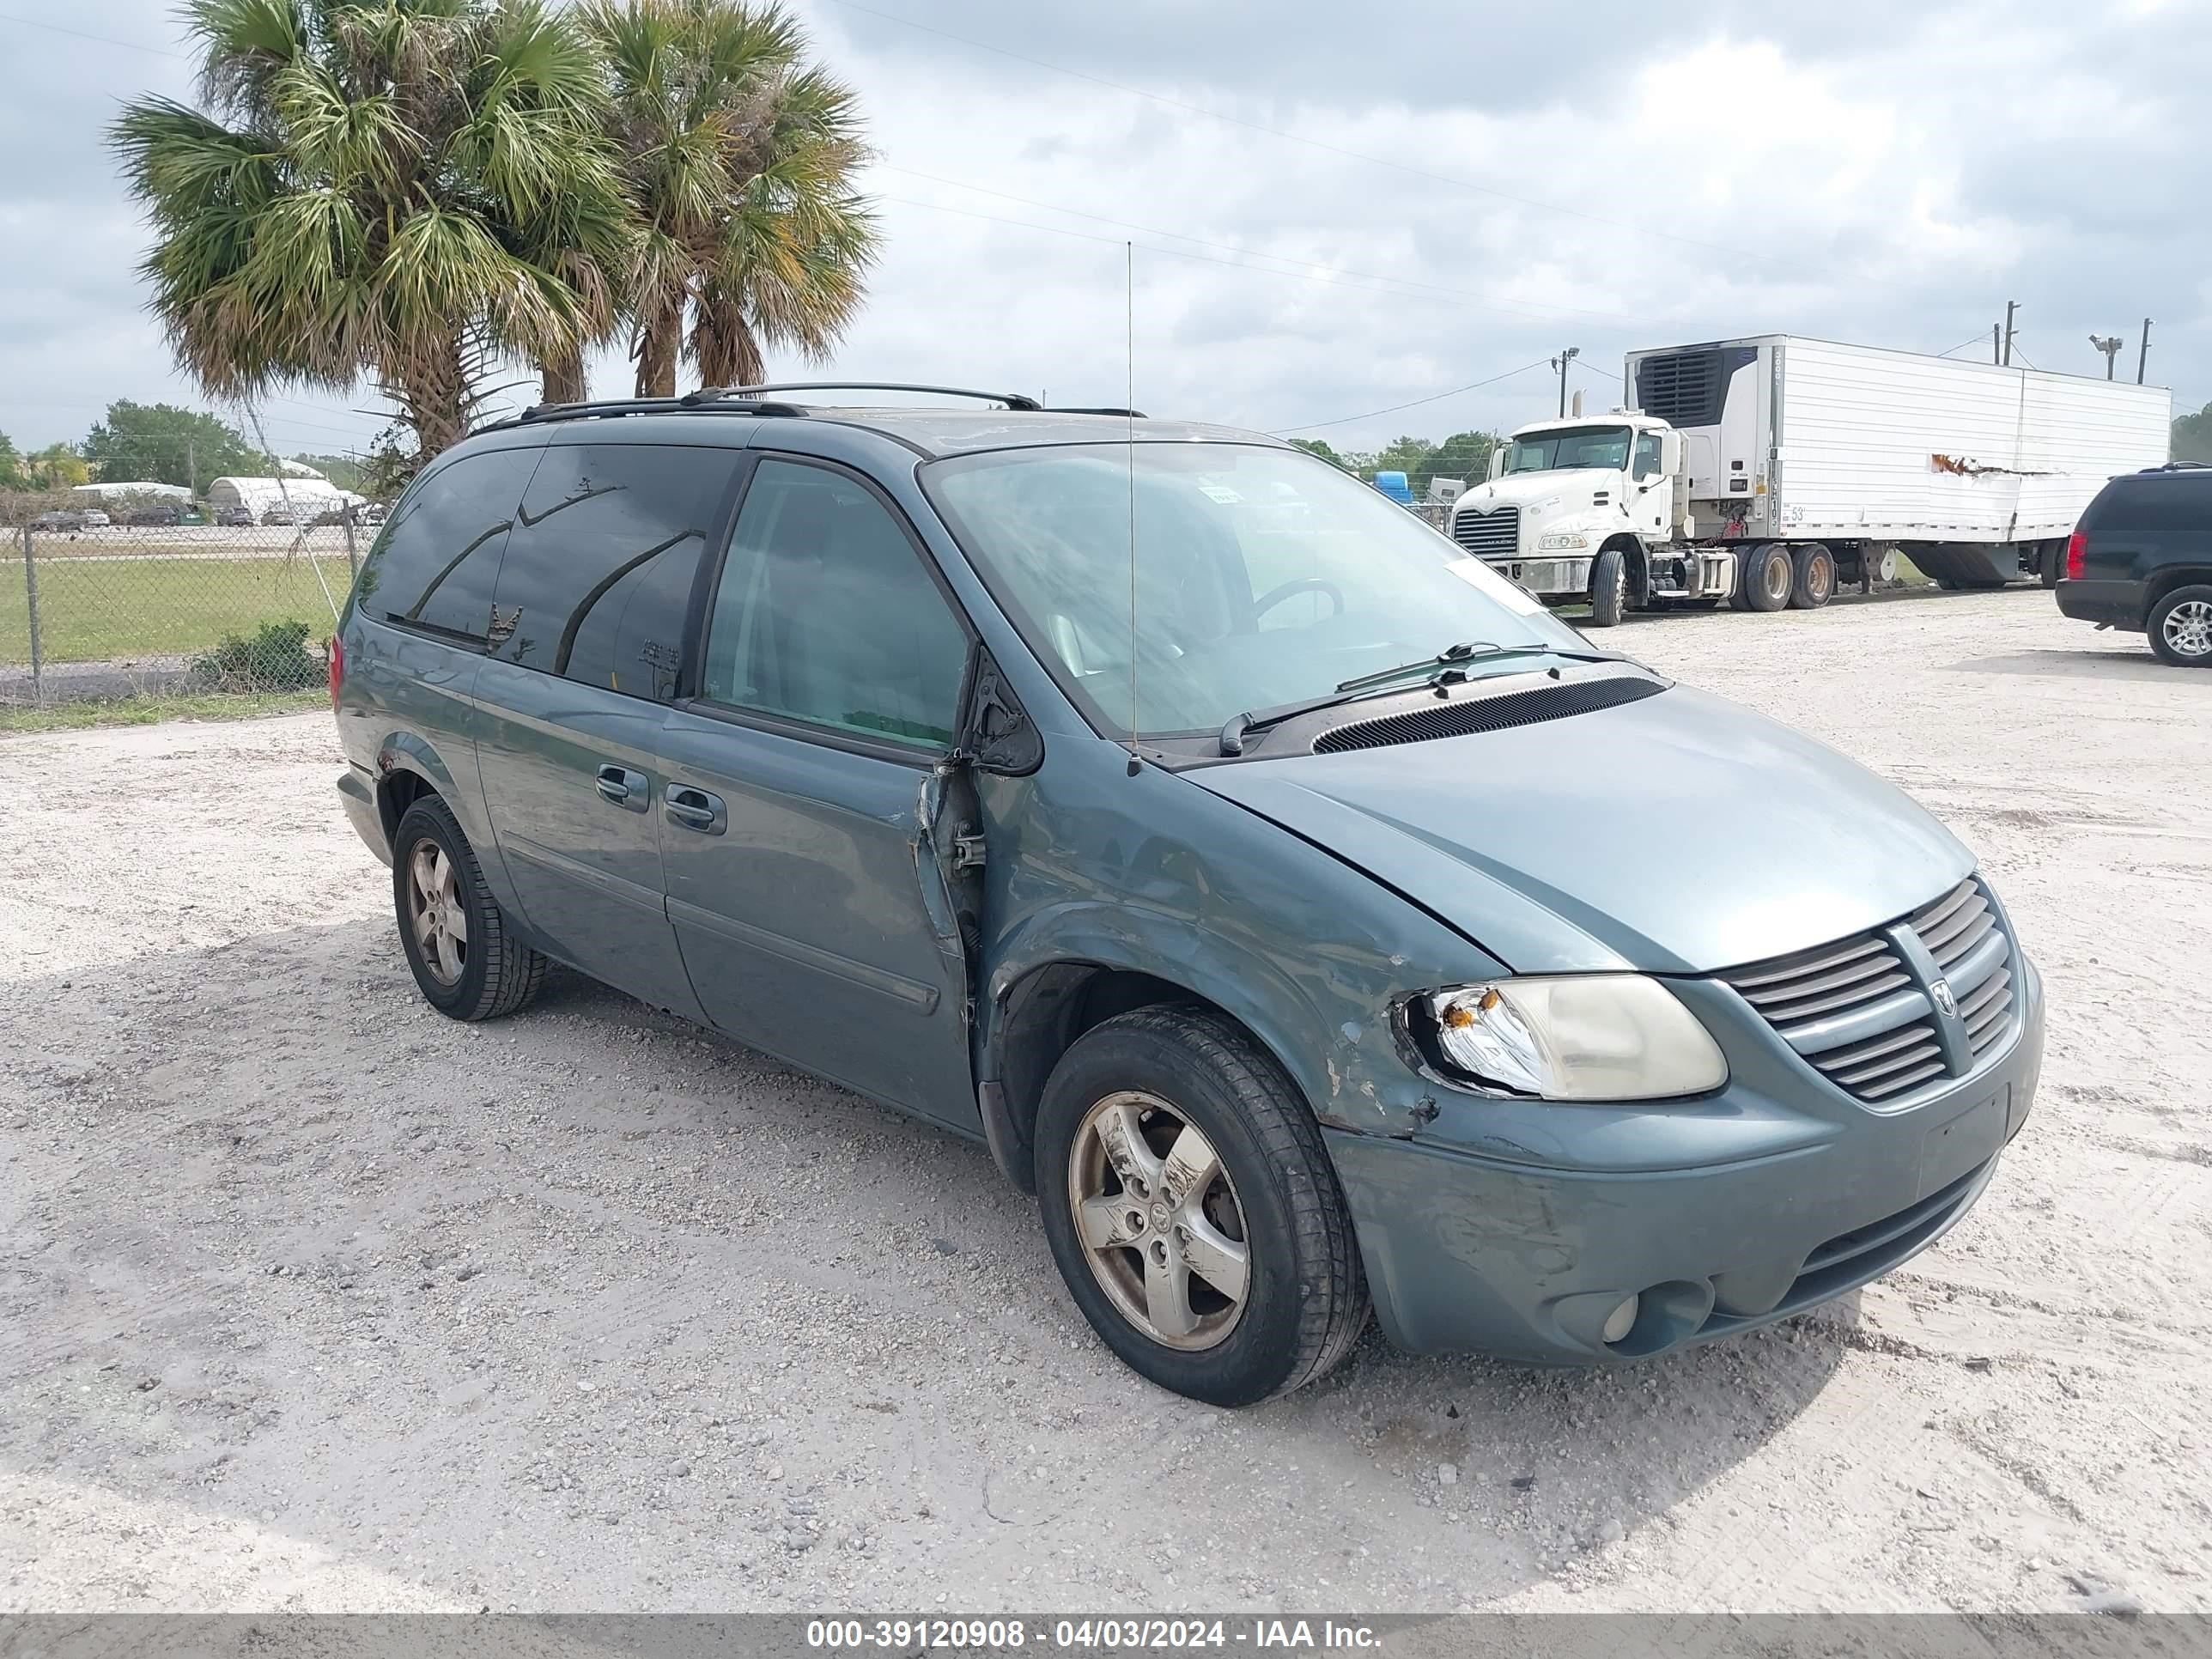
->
[328, 631, 344, 705]
[2064, 528, 2087, 581]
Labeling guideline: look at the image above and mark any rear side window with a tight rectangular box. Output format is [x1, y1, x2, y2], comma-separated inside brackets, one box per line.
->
[489, 443, 741, 700]
[2087, 476, 2212, 538]
[354, 447, 540, 645]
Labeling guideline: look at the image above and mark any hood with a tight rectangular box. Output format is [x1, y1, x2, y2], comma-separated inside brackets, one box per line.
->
[1455, 471, 1613, 514]
[1189, 684, 1972, 975]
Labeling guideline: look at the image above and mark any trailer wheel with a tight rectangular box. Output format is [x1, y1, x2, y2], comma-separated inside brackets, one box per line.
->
[1743, 544, 1792, 612]
[1789, 544, 1836, 610]
[2039, 543, 2063, 588]
[1588, 546, 1628, 628]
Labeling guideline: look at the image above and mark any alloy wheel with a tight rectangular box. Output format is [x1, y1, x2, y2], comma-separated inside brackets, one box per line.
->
[406, 838, 468, 985]
[1067, 1091, 1250, 1351]
[2163, 599, 2212, 659]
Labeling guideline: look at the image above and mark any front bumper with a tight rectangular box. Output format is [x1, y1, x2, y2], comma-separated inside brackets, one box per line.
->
[1329, 957, 2044, 1362]
[1483, 554, 1593, 599]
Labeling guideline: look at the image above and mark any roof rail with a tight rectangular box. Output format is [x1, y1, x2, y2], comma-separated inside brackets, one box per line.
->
[506, 395, 805, 427]
[1046, 406, 1147, 418]
[696, 381, 1044, 411]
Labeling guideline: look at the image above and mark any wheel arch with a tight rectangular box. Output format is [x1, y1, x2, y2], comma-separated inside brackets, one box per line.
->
[1598, 533, 1648, 602]
[2146, 565, 2212, 611]
[979, 934, 1325, 1197]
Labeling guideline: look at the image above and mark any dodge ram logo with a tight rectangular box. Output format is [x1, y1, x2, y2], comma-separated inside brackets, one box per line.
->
[1930, 978, 1958, 1018]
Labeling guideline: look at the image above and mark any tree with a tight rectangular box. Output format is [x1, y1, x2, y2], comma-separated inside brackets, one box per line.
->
[23, 444, 92, 489]
[0, 433, 23, 491]
[583, 0, 879, 398]
[1287, 438, 1353, 471]
[2173, 404, 2212, 465]
[289, 453, 368, 493]
[111, 0, 631, 465]
[81, 400, 258, 492]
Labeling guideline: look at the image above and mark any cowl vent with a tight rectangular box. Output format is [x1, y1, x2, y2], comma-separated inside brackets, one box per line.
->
[1310, 672, 1665, 754]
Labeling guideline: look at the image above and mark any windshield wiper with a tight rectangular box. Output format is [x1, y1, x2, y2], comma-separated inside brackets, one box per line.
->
[1217, 641, 1616, 756]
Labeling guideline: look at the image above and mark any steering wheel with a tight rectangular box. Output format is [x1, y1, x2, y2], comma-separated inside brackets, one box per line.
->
[1253, 579, 1345, 623]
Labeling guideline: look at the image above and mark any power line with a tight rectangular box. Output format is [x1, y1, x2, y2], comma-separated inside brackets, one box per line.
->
[877, 164, 1654, 328]
[884, 193, 1652, 329]
[822, 0, 1892, 294]
[0, 9, 188, 57]
[1268, 360, 1553, 434]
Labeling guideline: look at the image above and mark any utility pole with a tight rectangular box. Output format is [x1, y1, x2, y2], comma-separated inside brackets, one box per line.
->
[1992, 324, 2002, 364]
[2002, 301, 2019, 367]
[1551, 347, 1580, 417]
[2137, 319, 2153, 385]
[2090, 336, 2124, 379]
[186, 436, 196, 497]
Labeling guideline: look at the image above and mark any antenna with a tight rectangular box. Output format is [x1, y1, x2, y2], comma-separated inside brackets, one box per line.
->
[1126, 242, 1140, 778]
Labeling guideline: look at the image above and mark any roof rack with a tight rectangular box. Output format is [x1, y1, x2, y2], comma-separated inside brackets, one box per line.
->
[507, 395, 806, 427]
[693, 381, 1044, 411]
[1046, 406, 1148, 418]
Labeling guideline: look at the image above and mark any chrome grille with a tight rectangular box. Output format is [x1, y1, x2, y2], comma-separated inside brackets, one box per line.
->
[1723, 876, 2016, 1104]
[1451, 506, 1518, 558]
[1911, 878, 2015, 1057]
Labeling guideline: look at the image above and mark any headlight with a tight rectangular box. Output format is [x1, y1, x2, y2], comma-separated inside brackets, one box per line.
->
[1421, 978, 1727, 1101]
[1536, 532, 1590, 550]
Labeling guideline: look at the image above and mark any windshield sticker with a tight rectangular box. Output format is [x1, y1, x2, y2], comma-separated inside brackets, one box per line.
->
[1197, 483, 1244, 504]
[1444, 558, 1545, 614]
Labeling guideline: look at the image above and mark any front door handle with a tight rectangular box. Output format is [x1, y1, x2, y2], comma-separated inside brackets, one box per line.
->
[595, 764, 649, 811]
[665, 785, 726, 836]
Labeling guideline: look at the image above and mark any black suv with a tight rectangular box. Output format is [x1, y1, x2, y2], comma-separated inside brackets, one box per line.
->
[2057, 464, 2212, 665]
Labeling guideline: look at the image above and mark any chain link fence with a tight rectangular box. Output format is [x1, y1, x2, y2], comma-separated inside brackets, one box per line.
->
[0, 492, 368, 708]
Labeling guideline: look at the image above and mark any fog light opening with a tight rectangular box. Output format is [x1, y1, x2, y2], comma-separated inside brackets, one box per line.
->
[1601, 1294, 1641, 1346]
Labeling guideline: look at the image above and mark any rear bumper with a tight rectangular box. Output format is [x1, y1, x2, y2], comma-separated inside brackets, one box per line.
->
[337, 766, 390, 866]
[1329, 958, 2044, 1363]
[2056, 577, 2143, 629]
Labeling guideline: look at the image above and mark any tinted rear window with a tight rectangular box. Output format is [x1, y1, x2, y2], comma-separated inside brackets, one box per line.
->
[489, 442, 741, 700]
[2086, 472, 2212, 537]
[354, 447, 541, 645]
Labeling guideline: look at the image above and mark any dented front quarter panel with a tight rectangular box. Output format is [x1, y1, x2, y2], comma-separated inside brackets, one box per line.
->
[973, 743, 1510, 1139]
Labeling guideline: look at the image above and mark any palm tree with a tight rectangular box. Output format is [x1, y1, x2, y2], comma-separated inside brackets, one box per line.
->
[581, 0, 878, 399]
[112, 0, 630, 459]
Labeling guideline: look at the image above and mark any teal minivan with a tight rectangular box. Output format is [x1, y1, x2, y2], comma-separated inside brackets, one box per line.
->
[334, 386, 2041, 1406]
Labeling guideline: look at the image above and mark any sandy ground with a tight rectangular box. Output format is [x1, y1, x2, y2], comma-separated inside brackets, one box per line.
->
[3, 589, 2207, 1615]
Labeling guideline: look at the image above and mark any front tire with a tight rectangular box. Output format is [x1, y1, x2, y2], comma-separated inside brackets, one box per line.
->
[1587, 545, 1628, 628]
[1035, 1006, 1369, 1406]
[2148, 584, 2212, 667]
[392, 795, 549, 1021]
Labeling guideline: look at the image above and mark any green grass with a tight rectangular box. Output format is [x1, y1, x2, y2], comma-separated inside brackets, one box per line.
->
[0, 689, 327, 733]
[0, 553, 351, 665]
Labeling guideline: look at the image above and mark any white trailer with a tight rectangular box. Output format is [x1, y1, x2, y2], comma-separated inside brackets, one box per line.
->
[1448, 334, 2172, 623]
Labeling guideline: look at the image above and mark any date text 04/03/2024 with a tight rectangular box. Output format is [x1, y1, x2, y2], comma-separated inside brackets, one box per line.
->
[804, 1618, 1385, 1650]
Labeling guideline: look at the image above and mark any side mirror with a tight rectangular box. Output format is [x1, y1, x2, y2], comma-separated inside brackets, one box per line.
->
[954, 643, 1043, 775]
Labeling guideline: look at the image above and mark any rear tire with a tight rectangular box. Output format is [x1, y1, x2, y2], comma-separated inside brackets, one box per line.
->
[1035, 1006, 1369, 1407]
[2148, 585, 2212, 668]
[392, 795, 549, 1021]
[1743, 544, 1792, 612]
[1788, 544, 1836, 610]
[2039, 544, 2063, 589]
[1587, 546, 1628, 628]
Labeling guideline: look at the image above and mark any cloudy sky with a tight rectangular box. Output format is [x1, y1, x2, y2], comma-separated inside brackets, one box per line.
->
[2, 0, 2206, 462]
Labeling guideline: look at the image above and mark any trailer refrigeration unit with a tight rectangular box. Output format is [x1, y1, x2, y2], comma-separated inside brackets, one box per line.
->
[1446, 334, 2173, 624]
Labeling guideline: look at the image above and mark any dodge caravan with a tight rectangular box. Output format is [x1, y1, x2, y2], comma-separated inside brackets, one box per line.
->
[332, 385, 2042, 1405]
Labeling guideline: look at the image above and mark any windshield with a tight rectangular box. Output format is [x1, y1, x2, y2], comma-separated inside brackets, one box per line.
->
[925, 443, 1592, 738]
[1501, 425, 1632, 475]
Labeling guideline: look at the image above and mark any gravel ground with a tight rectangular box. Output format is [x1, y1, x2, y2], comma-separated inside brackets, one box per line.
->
[3, 589, 2207, 1615]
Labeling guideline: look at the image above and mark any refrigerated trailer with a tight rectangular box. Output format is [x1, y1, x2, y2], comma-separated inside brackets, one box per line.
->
[1446, 334, 2172, 623]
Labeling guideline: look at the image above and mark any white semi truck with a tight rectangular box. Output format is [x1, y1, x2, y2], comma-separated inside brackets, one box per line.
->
[1447, 334, 2172, 625]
